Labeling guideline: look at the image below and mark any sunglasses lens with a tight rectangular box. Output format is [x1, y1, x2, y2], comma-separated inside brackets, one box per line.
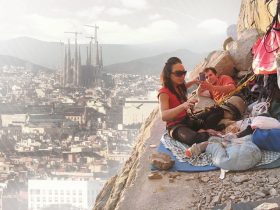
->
[175, 71, 186, 77]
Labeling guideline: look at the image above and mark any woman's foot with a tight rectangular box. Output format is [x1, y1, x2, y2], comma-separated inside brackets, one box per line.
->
[206, 129, 222, 136]
[185, 142, 208, 158]
[185, 143, 200, 158]
[197, 129, 222, 136]
[197, 129, 206, 133]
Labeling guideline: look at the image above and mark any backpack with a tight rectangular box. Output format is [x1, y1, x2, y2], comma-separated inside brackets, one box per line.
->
[252, 128, 280, 152]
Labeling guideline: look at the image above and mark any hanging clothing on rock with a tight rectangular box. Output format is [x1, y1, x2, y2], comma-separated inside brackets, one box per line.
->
[251, 0, 280, 119]
[252, 27, 280, 75]
[252, 0, 280, 75]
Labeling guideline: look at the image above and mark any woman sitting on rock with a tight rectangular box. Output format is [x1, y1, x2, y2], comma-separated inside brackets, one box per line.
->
[158, 57, 224, 146]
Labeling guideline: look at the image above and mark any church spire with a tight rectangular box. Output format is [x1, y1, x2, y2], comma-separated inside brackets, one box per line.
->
[74, 34, 78, 86]
[89, 40, 92, 65]
[63, 46, 67, 86]
[77, 45, 81, 86]
[99, 46, 103, 70]
[86, 46, 89, 65]
[95, 41, 100, 68]
[67, 39, 71, 84]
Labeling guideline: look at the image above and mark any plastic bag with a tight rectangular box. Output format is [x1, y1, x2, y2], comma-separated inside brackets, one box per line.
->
[251, 116, 280, 129]
[251, 101, 270, 117]
[236, 117, 253, 131]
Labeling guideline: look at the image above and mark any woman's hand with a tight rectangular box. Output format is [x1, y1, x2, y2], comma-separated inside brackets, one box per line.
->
[159, 93, 197, 121]
[181, 98, 198, 111]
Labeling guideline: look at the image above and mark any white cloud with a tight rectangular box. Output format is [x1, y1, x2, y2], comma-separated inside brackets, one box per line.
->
[105, 7, 133, 16]
[76, 6, 105, 19]
[149, 14, 161, 20]
[96, 19, 178, 44]
[197, 18, 228, 34]
[0, 14, 81, 42]
[29, 15, 78, 41]
[0, 0, 241, 49]
[120, 0, 148, 9]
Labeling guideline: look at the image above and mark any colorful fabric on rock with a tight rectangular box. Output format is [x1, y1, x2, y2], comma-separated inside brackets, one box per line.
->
[252, 24, 280, 75]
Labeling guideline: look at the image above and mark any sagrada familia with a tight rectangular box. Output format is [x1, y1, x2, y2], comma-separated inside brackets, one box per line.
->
[61, 30, 103, 88]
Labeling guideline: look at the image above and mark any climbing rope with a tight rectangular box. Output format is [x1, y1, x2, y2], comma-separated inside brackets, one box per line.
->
[216, 74, 256, 105]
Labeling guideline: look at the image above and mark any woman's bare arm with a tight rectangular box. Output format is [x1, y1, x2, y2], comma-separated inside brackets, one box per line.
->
[185, 79, 199, 88]
[159, 93, 196, 121]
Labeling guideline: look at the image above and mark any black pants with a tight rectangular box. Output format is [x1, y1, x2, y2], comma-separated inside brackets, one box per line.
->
[169, 106, 224, 146]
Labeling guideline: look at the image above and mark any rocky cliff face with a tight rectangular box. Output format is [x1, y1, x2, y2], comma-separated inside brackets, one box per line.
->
[237, 0, 277, 37]
[190, 0, 278, 81]
[94, 1, 280, 210]
[94, 109, 162, 210]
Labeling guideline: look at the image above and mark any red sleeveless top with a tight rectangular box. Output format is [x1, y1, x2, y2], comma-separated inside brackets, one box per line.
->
[158, 87, 186, 128]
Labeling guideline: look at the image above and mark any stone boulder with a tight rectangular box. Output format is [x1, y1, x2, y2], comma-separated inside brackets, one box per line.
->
[253, 203, 280, 210]
[148, 171, 163, 180]
[237, 0, 276, 37]
[189, 50, 235, 80]
[150, 152, 174, 170]
[228, 28, 260, 72]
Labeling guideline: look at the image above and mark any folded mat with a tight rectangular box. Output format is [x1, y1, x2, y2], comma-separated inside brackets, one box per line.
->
[155, 133, 280, 172]
[157, 142, 218, 172]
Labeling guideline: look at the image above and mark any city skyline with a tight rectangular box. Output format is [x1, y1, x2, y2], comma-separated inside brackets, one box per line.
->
[0, 63, 155, 209]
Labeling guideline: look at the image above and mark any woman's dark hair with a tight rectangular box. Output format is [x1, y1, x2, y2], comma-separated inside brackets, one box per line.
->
[160, 57, 187, 102]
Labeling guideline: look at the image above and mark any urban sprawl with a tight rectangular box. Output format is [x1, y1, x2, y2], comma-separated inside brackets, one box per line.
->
[0, 41, 158, 210]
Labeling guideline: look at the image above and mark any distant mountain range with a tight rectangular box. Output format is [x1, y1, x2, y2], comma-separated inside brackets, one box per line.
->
[0, 37, 206, 75]
[0, 37, 62, 70]
[0, 37, 183, 68]
[103, 49, 206, 75]
[0, 54, 53, 71]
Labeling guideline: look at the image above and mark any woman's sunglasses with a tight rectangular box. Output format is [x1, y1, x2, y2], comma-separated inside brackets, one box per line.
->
[172, 70, 187, 77]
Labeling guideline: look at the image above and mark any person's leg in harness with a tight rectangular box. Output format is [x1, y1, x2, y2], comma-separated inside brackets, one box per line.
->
[168, 106, 224, 146]
[193, 106, 224, 130]
[169, 125, 209, 146]
[168, 115, 210, 146]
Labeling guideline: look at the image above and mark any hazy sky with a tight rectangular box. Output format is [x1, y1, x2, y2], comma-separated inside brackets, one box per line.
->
[0, 0, 242, 49]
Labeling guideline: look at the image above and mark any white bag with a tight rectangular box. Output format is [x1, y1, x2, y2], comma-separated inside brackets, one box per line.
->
[251, 101, 270, 117]
[236, 117, 254, 131]
[251, 116, 280, 129]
